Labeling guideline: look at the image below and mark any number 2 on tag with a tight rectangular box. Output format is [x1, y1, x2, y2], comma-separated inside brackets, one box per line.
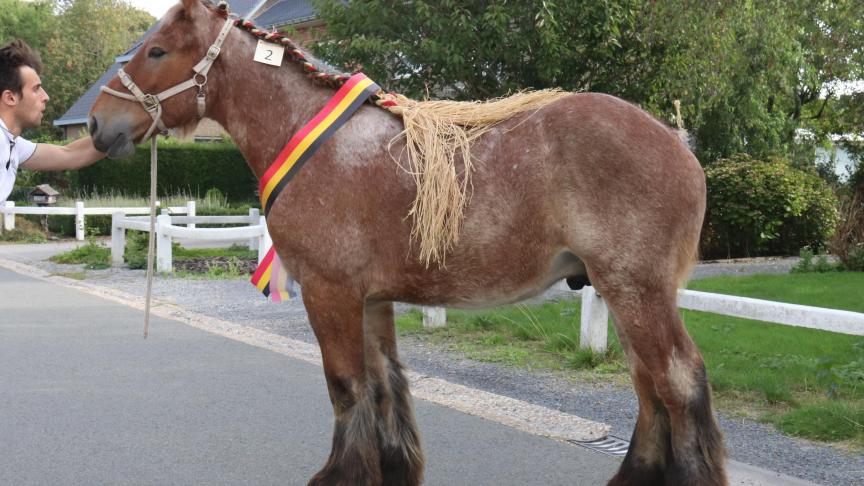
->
[253, 40, 284, 67]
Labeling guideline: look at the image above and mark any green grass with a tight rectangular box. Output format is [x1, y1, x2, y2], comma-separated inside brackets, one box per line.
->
[395, 273, 864, 447]
[173, 245, 256, 261]
[396, 303, 626, 374]
[684, 273, 864, 447]
[57, 189, 232, 211]
[687, 273, 864, 312]
[767, 401, 864, 443]
[49, 240, 111, 269]
[50, 271, 87, 280]
[173, 256, 252, 280]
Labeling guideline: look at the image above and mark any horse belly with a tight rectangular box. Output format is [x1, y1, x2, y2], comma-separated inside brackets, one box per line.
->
[454, 252, 585, 308]
[410, 249, 586, 309]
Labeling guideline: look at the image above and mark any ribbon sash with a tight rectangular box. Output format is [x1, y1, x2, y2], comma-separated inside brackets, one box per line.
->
[251, 73, 380, 300]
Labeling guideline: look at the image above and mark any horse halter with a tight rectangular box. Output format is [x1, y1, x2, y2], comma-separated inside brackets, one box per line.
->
[100, 17, 235, 141]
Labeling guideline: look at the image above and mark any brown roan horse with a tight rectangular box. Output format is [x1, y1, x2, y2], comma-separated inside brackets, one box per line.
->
[89, 1, 726, 484]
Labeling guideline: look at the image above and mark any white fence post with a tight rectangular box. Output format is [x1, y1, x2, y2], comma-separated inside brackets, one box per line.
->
[580, 286, 609, 353]
[2, 201, 14, 231]
[111, 212, 126, 266]
[422, 307, 447, 328]
[156, 214, 172, 273]
[248, 208, 260, 250]
[186, 200, 196, 229]
[74, 201, 85, 240]
[258, 216, 270, 263]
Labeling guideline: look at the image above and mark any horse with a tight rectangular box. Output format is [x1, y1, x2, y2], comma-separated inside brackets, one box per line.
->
[88, 1, 726, 484]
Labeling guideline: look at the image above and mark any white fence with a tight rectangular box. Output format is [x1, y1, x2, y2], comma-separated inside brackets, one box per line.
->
[10, 199, 860, 338]
[2, 200, 196, 240]
[111, 208, 266, 272]
[577, 286, 864, 352]
[108, 211, 449, 324]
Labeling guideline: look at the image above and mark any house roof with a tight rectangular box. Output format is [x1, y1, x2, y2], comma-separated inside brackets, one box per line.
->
[31, 184, 60, 196]
[54, 0, 275, 127]
[53, 63, 122, 127]
[253, 0, 315, 28]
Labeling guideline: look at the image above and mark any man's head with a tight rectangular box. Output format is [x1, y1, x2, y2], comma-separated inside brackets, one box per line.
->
[0, 40, 49, 132]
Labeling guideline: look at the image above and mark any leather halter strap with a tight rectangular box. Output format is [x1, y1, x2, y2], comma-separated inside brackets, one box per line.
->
[100, 17, 235, 140]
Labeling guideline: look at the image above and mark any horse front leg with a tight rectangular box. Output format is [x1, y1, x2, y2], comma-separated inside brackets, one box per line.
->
[302, 278, 382, 486]
[598, 282, 727, 486]
[364, 301, 424, 486]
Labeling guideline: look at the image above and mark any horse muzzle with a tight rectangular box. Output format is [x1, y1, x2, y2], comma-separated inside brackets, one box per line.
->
[89, 114, 137, 159]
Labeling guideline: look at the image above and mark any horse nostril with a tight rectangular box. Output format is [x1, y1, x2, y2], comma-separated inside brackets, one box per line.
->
[89, 116, 98, 137]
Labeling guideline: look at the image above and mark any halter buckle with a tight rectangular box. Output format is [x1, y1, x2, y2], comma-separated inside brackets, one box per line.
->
[194, 73, 208, 88]
[206, 45, 221, 61]
[141, 94, 160, 112]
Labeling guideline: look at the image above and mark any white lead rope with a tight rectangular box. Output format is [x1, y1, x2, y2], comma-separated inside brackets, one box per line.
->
[99, 17, 235, 337]
[144, 136, 158, 338]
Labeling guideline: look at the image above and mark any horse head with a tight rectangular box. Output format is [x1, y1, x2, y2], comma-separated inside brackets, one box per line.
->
[89, 0, 229, 158]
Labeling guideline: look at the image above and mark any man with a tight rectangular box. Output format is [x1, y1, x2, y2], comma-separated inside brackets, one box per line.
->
[1, 40, 105, 204]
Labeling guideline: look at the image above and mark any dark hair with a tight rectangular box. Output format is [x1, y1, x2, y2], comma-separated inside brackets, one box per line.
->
[0, 40, 43, 96]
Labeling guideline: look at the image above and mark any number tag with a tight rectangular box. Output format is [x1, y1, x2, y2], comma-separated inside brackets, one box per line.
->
[253, 40, 284, 66]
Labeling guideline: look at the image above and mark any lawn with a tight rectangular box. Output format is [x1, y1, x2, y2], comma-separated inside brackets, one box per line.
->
[395, 273, 864, 448]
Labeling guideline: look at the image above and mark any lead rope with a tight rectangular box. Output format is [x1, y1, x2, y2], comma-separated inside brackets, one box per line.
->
[101, 15, 234, 337]
[144, 136, 157, 338]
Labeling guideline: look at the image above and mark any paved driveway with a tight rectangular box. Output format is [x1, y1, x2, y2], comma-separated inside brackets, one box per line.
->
[0, 266, 619, 485]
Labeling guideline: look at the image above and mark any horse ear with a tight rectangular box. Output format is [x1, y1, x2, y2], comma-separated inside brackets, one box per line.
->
[181, 0, 201, 14]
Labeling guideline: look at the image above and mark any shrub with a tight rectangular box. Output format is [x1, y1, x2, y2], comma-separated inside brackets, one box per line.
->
[49, 240, 110, 269]
[791, 247, 841, 273]
[828, 174, 864, 271]
[0, 217, 47, 243]
[703, 154, 838, 258]
[72, 140, 257, 202]
[124, 231, 150, 270]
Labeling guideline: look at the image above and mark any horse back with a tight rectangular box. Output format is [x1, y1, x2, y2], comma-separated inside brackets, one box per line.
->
[269, 93, 705, 305]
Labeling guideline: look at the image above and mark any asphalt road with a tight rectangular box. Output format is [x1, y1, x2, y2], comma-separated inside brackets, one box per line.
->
[0, 266, 620, 485]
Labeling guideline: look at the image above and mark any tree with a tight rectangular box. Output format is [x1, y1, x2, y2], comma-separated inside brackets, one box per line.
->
[313, 0, 864, 166]
[313, 0, 658, 101]
[618, 0, 863, 165]
[37, 0, 153, 138]
[0, 0, 57, 55]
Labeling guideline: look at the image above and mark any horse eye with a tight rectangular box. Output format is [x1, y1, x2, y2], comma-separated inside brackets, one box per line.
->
[148, 47, 166, 59]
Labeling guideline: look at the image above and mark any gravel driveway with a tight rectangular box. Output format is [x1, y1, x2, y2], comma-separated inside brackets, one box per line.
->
[1, 242, 861, 485]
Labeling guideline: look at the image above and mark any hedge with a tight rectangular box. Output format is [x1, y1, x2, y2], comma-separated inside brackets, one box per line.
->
[72, 140, 257, 202]
[702, 154, 838, 258]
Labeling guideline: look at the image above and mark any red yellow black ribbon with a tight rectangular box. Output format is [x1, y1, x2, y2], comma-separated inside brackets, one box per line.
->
[251, 73, 380, 299]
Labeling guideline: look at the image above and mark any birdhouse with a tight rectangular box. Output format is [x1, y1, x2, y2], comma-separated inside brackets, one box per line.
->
[28, 184, 59, 206]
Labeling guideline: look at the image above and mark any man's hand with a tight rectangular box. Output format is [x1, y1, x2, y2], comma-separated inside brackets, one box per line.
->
[22, 136, 106, 171]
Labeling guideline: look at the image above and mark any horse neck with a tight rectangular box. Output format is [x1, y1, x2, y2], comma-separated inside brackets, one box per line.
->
[207, 31, 342, 180]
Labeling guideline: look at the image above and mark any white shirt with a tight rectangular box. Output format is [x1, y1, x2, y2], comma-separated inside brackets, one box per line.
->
[0, 117, 38, 204]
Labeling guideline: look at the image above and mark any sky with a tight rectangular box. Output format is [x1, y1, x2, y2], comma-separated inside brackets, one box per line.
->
[126, 0, 176, 19]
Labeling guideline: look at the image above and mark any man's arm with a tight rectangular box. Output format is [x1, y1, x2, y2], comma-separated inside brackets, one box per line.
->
[22, 136, 105, 171]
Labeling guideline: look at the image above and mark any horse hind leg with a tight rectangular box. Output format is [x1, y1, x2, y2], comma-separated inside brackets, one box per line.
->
[301, 278, 382, 486]
[596, 277, 727, 486]
[364, 301, 424, 486]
